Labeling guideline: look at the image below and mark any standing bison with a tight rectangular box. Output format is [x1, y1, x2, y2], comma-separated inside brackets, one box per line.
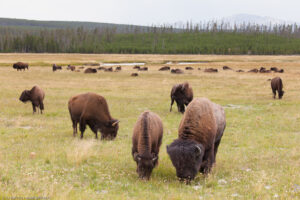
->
[13, 62, 29, 71]
[132, 111, 163, 180]
[170, 82, 193, 113]
[84, 68, 97, 73]
[52, 64, 62, 72]
[19, 85, 45, 114]
[271, 77, 284, 99]
[167, 98, 226, 182]
[68, 92, 119, 140]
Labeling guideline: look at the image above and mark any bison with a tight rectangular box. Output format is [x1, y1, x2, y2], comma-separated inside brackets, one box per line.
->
[13, 62, 29, 71]
[67, 65, 75, 71]
[170, 82, 193, 113]
[185, 66, 194, 70]
[167, 98, 226, 182]
[131, 73, 138, 77]
[271, 77, 284, 99]
[132, 111, 163, 180]
[223, 66, 232, 70]
[204, 68, 218, 73]
[68, 92, 119, 139]
[115, 66, 122, 71]
[248, 68, 258, 73]
[171, 69, 184, 74]
[133, 65, 141, 70]
[19, 85, 45, 114]
[84, 68, 97, 73]
[52, 64, 62, 72]
[159, 66, 170, 71]
[270, 67, 278, 72]
[104, 67, 113, 72]
[138, 67, 148, 71]
[236, 69, 244, 72]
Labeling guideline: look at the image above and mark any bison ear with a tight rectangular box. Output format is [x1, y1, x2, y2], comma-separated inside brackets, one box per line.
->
[195, 145, 202, 156]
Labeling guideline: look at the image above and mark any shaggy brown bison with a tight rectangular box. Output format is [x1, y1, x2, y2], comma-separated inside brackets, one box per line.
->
[84, 68, 97, 73]
[98, 67, 106, 70]
[223, 66, 232, 70]
[67, 65, 75, 71]
[52, 64, 62, 72]
[13, 62, 29, 71]
[159, 66, 170, 71]
[204, 68, 218, 73]
[248, 68, 258, 73]
[236, 69, 244, 72]
[170, 82, 193, 113]
[115, 66, 122, 71]
[171, 69, 184, 74]
[271, 77, 284, 99]
[132, 111, 163, 180]
[138, 67, 148, 71]
[270, 67, 278, 72]
[131, 73, 139, 77]
[133, 65, 141, 70]
[167, 98, 226, 182]
[68, 92, 119, 139]
[185, 66, 194, 70]
[104, 67, 113, 72]
[19, 85, 45, 114]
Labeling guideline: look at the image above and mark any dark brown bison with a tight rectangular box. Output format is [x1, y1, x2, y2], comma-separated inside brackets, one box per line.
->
[52, 64, 62, 72]
[13, 62, 29, 71]
[132, 111, 163, 180]
[171, 69, 184, 74]
[204, 68, 218, 73]
[236, 69, 244, 72]
[104, 67, 113, 72]
[84, 68, 97, 73]
[167, 98, 226, 182]
[248, 68, 258, 73]
[185, 66, 194, 70]
[138, 67, 148, 71]
[115, 66, 122, 71]
[133, 65, 141, 70]
[131, 73, 138, 77]
[198, 68, 201, 70]
[67, 65, 75, 71]
[278, 69, 284, 73]
[68, 92, 119, 139]
[19, 85, 45, 114]
[270, 67, 278, 72]
[223, 66, 232, 70]
[159, 66, 170, 71]
[170, 82, 193, 113]
[271, 77, 284, 99]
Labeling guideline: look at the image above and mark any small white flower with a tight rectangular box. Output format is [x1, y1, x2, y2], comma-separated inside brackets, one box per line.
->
[218, 179, 227, 185]
[265, 185, 272, 190]
[193, 185, 202, 190]
[231, 193, 239, 197]
[273, 194, 279, 198]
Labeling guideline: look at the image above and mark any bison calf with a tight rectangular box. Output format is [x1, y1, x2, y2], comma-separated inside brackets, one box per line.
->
[132, 111, 163, 180]
[271, 77, 284, 99]
[170, 82, 193, 113]
[19, 85, 45, 114]
[167, 98, 225, 182]
[68, 93, 119, 139]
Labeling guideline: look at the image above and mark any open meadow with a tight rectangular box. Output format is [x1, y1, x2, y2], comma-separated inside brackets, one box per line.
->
[0, 54, 299, 199]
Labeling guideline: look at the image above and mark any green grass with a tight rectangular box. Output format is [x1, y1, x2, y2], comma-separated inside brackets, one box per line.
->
[0, 55, 299, 199]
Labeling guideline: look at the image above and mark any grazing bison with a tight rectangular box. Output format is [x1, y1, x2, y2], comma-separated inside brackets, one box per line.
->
[167, 98, 226, 182]
[236, 69, 244, 72]
[68, 92, 119, 139]
[271, 77, 284, 99]
[19, 85, 45, 114]
[115, 66, 122, 71]
[52, 64, 62, 72]
[104, 67, 113, 72]
[204, 68, 218, 73]
[171, 69, 184, 74]
[138, 67, 148, 71]
[84, 68, 97, 73]
[223, 66, 232, 70]
[270, 67, 278, 72]
[159, 66, 170, 71]
[133, 65, 141, 70]
[170, 82, 193, 113]
[131, 73, 138, 77]
[67, 65, 75, 71]
[248, 68, 258, 73]
[13, 62, 29, 71]
[132, 111, 163, 180]
[185, 66, 194, 70]
[278, 69, 284, 73]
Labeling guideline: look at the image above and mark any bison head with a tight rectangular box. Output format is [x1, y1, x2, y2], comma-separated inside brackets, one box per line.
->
[167, 139, 204, 182]
[133, 152, 157, 180]
[100, 119, 119, 140]
[19, 90, 31, 102]
[279, 90, 285, 99]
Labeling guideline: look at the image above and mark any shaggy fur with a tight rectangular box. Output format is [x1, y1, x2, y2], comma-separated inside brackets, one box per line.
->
[271, 77, 284, 99]
[159, 66, 170, 71]
[170, 82, 193, 113]
[68, 92, 119, 139]
[13, 62, 29, 71]
[167, 98, 226, 181]
[19, 85, 45, 114]
[132, 111, 163, 180]
[84, 68, 97, 73]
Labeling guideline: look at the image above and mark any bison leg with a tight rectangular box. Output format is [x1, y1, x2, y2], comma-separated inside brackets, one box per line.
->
[72, 121, 78, 137]
[170, 98, 175, 112]
[39, 100, 44, 114]
[200, 145, 215, 174]
[79, 119, 86, 139]
[32, 103, 36, 114]
[272, 89, 276, 99]
[213, 140, 221, 164]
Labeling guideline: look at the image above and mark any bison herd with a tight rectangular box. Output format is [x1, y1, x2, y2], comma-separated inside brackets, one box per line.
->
[14, 62, 285, 183]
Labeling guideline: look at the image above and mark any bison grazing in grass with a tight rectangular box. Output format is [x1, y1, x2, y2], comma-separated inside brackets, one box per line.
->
[132, 111, 163, 180]
[52, 64, 62, 72]
[138, 67, 148, 71]
[68, 92, 119, 140]
[170, 82, 193, 113]
[13, 62, 29, 71]
[171, 69, 184, 74]
[204, 68, 218, 73]
[167, 98, 226, 182]
[248, 68, 258, 73]
[133, 65, 141, 70]
[223, 66, 232, 70]
[236, 69, 244, 72]
[84, 68, 97, 73]
[115, 66, 122, 71]
[185, 66, 194, 70]
[67, 65, 75, 71]
[159, 66, 170, 71]
[19, 85, 45, 114]
[104, 67, 113, 72]
[271, 77, 284, 99]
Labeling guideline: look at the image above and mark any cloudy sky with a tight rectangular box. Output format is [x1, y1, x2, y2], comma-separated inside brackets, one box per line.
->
[0, 0, 300, 25]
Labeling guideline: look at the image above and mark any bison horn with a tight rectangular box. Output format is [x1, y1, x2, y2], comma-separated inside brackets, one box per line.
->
[152, 156, 158, 162]
[111, 120, 119, 127]
[195, 145, 201, 155]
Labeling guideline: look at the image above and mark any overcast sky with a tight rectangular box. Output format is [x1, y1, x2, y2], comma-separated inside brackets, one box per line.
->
[1, 0, 300, 25]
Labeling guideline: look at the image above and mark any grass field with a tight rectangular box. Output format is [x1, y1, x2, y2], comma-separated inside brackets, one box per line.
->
[0, 54, 299, 199]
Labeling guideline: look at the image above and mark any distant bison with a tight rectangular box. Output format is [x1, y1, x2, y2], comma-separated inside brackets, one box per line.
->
[159, 66, 170, 71]
[223, 66, 232, 70]
[171, 69, 184, 74]
[19, 85, 45, 114]
[271, 77, 284, 99]
[198, 68, 201, 70]
[115, 66, 122, 71]
[133, 65, 141, 70]
[52, 64, 62, 72]
[98, 67, 106, 70]
[185, 66, 194, 70]
[84, 68, 97, 73]
[132, 111, 163, 180]
[131, 73, 139, 77]
[270, 67, 278, 72]
[13, 62, 29, 71]
[67, 65, 75, 71]
[236, 69, 244, 72]
[277, 69, 284, 73]
[68, 92, 119, 139]
[248, 68, 258, 73]
[167, 98, 226, 182]
[138, 67, 148, 71]
[204, 68, 218, 73]
[104, 67, 113, 72]
[170, 82, 193, 113]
